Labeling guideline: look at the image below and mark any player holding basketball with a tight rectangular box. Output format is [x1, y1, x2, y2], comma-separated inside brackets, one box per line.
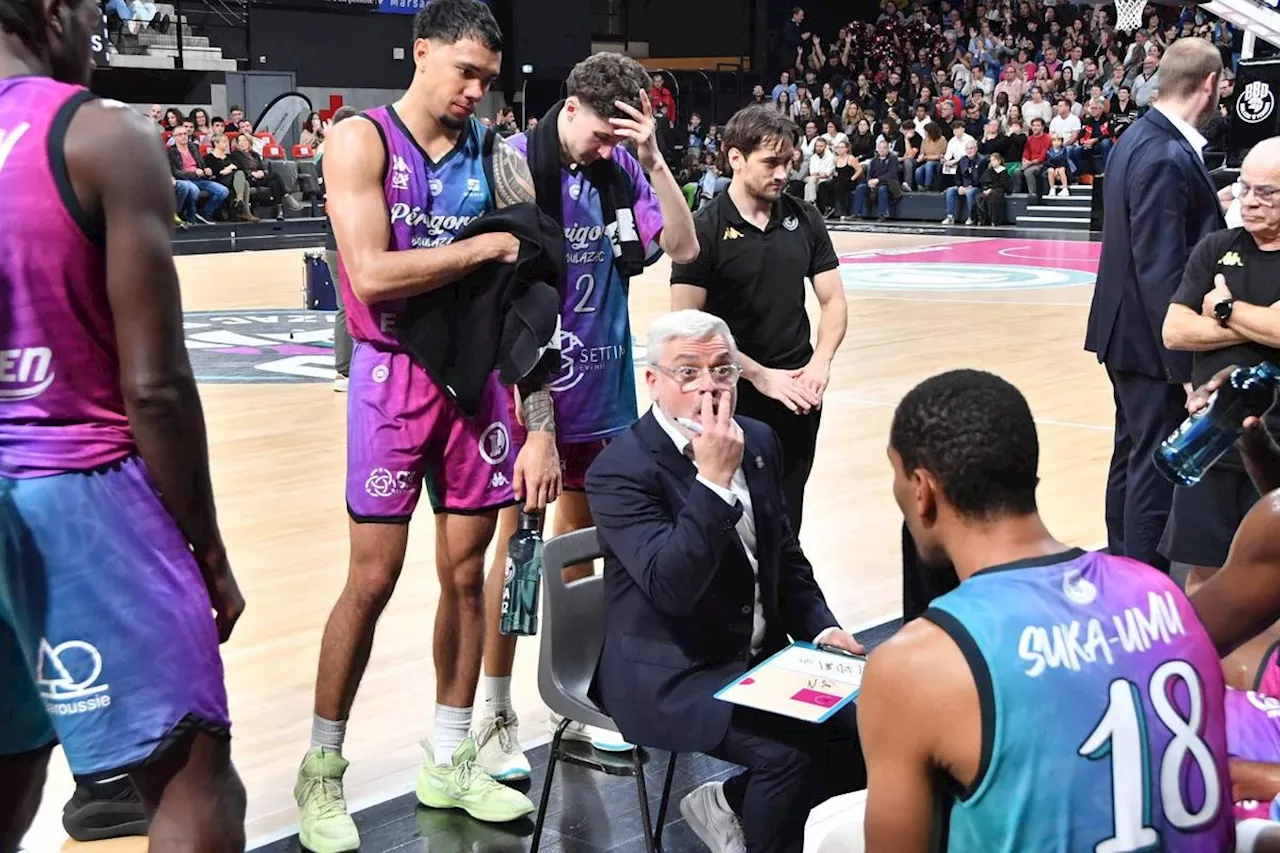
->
[0, 0, 247, 849]
[294, 1, 558, 849]
[860, 369, 1233, 852]
[474, 51, 699, 779]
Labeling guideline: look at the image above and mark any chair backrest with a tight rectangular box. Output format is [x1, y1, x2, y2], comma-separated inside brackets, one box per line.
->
[537, 527, 615, 730]
[262, 144, 286, 160]
[293, 144, 315, 160]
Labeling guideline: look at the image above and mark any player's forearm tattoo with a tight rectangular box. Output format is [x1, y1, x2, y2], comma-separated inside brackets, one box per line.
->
[492, 137, 536, 208]
[523, 386, 556, 433]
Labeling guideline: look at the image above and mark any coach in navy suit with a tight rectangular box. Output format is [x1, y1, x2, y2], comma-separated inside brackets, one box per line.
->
[586, 309, 865, 853]
[1085, 38, 1227, 572]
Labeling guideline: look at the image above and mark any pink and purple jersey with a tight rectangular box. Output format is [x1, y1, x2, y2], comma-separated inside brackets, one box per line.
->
[337, 108, 493, 349]
[1224, 687, 1280, 819]
[0, 77, 133, 478]
[506, 134, 663, 442]
[926, 549, 1233, 852]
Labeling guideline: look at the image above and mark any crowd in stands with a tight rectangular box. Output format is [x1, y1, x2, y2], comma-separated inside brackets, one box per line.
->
[146, 103, 316, 227]
[670, 0, 1239, 224]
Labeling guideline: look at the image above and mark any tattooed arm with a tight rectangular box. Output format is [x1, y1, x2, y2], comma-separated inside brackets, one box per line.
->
[492, 133, 537, 208]
[325, 117, 520, 303]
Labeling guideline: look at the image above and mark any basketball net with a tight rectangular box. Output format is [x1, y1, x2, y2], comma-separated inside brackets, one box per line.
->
[1115, 0, 1144, 32]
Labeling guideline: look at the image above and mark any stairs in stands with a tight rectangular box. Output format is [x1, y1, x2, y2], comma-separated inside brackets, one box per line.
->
[108, 3, 239, 71]
[1015, 183, 1095, 231]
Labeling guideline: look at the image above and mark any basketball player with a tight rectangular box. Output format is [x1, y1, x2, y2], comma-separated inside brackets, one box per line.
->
[294, 2, 557, 849]
[475, 51, 699, 779]
[860, 369, 1233, 851]
[0, 0, 246, 849]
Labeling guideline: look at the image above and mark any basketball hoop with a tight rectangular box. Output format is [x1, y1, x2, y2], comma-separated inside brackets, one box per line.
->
[1115, 0, 1144, 32]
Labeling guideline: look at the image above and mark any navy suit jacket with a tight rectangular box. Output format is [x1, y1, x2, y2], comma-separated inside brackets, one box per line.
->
[585, 411, 838, 754]
[1084, 108, 1226, 383]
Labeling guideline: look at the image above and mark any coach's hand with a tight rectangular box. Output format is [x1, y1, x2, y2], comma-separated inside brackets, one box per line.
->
[1201, 274, 1233, 319]
[692, 391, 744, 489]
[754, 366, 821, 415]
[819, 629, 866, 656]
[612, 89, 661, 173]
[200, 547, 245, 643]
[513, 432, 561, 512]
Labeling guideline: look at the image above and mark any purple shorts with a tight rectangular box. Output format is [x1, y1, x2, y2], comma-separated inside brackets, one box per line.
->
[0, 456, 229, 775]
[346, 343, 516, 519]
[1225, 687, 1280, 819]
[504, 389, 609, 491]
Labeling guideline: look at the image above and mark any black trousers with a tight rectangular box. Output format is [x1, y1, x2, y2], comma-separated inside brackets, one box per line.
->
[710, 702, 865, 853]
[1105, 366, 1187, 573]
[734, 380, 823, 535]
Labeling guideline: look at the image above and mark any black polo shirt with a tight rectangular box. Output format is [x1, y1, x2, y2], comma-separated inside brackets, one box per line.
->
[670, 191, 839, 370]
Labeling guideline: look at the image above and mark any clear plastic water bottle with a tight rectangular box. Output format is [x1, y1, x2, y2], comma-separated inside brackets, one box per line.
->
[500, 506, 543, 636]
[1155, 362, 1280, 487]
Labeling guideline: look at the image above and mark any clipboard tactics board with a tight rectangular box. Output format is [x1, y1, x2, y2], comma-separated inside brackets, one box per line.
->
[715, 641, 865, 723]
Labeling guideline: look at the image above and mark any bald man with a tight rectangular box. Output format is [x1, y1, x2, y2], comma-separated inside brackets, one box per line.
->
[1161, 136, 1280, 597]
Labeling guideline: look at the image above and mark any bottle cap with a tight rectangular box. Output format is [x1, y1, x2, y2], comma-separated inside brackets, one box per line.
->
[518, 503, 542, 529]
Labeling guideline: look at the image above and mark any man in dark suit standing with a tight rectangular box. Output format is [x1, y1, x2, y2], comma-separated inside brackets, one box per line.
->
[586, 309, 865, 853]
[1084, 37, 1227, 572]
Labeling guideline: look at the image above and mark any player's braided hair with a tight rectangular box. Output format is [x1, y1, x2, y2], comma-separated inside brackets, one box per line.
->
[566, 52, 651, 121]
[890, 370, 1040, 520]
[0, 0, 47, 54]
[413, 0, 501, 52]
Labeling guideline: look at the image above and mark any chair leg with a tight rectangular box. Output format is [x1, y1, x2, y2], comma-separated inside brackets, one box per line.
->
[652, 752, 678, 848]
[632, 748, 658, 853]
[530, 720, 571, 853]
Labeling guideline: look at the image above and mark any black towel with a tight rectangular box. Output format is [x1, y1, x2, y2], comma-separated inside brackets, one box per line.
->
[527, 100, 645, 279]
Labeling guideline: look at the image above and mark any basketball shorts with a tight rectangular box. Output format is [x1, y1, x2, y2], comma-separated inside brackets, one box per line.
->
[504, 390, 610, 492]
[1159, 465, 1260, 568]
[1224, 687, 1280, 820]
[0, 456, 230, 776]
[346, 343, 516, 520]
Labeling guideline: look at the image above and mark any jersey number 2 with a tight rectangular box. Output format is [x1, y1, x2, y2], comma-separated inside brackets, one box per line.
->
[1077, 660, 1221, 853]
[573, 274, 596, 313]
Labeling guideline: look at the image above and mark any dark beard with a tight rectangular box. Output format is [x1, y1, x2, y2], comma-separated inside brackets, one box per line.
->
[439, 113, 465, 131]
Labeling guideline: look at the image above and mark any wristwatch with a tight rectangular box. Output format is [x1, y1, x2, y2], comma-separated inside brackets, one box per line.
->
[1214, 298, 1235, 328]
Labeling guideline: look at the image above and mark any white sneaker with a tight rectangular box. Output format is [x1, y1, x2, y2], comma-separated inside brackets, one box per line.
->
[474, 711, 531, 781]
[940, 215, 954, 225]
[680, 781, 746, 853]
[333, 374, 348, 392]
[1060, 188, 1070, 197]
[549, 711, 633, 752]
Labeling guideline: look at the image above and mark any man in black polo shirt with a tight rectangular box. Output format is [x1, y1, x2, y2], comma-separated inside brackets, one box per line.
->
[670, 104, 848, 535]
[1160, 137, 1280, 597]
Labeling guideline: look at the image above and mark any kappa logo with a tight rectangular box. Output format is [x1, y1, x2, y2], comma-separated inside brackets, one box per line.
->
[37, 639, 112, 716]
[1061, 569, 1098, 606]
[723, 226, 743, 241]
[490, 471, 509, 489]
[392, 155, 413, 191]
[478, 422, 510, 465]
[1238, 80, 1276, 125]
[467, 177, 481, 192]
[0, 346, 55, 401]
[1219, 251, 1244, 268]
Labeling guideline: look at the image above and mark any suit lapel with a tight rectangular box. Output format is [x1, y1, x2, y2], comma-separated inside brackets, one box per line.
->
[635, 410, 696, 484]
[739, 427, 773, 572]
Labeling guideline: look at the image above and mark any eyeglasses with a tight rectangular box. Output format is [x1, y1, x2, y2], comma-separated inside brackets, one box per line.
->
[1233, 181, 1279, 206]
[654, 363, 743, 389]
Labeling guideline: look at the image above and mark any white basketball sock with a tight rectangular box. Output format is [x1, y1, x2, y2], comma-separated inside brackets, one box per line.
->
[483, 675, 514, 717]
[311, 715, 347, 752]
[434, 704, 473, 764]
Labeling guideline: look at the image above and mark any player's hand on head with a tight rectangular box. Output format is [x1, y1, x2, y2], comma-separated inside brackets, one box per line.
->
[513, 432, 561, 512]
[611, 89, 660, 171]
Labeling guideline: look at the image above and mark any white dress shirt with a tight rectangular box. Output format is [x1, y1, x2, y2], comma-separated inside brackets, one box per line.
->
[651, 406, 838, 655]
[1155, 104, 1209, 163]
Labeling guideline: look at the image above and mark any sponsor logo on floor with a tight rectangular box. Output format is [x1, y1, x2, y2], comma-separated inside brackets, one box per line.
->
[839, 238, 1099, 290]
[185, 310, 336, 383]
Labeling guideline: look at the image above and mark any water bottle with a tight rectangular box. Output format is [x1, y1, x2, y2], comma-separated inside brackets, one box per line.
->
[1154, 362, 1280, 487]
[500, 506, 543, 636]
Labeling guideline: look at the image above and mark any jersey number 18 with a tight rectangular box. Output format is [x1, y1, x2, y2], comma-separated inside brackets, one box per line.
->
[1078, 660, 1222, 852]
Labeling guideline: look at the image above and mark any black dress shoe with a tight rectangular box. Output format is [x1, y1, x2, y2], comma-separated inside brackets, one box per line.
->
[63, 775, 150, 842]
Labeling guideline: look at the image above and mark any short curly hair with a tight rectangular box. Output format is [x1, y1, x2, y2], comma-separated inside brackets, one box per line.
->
[413, 0, 501, 51]
[566, 52, 651, 121]
[890, 369, 1039, 520]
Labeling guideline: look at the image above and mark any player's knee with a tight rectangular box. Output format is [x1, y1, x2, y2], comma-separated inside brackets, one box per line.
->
[345, 563, 401, 614]
[439, 562, 486, 601]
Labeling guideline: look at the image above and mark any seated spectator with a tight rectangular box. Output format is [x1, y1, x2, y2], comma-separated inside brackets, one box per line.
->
[943, 139, 985, 225]
[900, 120, 922, 190]
[818, 139, 861, 219]
[942, 120, 975, 183]
[1005, 103, 1024, 134]
[805, 137, 835, 204]
[784, 147, 808, 199]
[976, 151, 1011, 225]
[300, 111, 325, 150]
[1079, 97, 1115, 172]
[878, 118, 906, 160]
[210, 116, 226, 137]
[963, 101, 986, 139]
[236, 120, 265, 155]
[995, 64, 1027, 107]
[916, 123, 947, 191]
[799, 119, 819, 159]
[1004, 119, 1028, 168]
[855, 139, 900, 220]
[1016, 117, 1050, 199]
[1104, 64, 1127, 100]
[687, 112, 706, 152]
[168, 126, 230, 224]
[162, 107, 183, 132]
[1112, 85, 1140, 120]
[1048, 98, 1083, 170]
[847, 118, 874, 161]
[1023, 85, 1053, 126]
[696, 152, 729, 209]
[703, 125, 721, 156]
[585, 310, 867, 853]
[1045, 131, 1075, 196]
[978, 119, 1006, 158]
[820, 119, 848, 155]
[205, 132, 254, 222]
[231, 132, 300, 218]
[911, 103, 934, 136]
[1133, 51, 1161, 108]
[190, 108, 211, 140]
[146, 103, 164, 128]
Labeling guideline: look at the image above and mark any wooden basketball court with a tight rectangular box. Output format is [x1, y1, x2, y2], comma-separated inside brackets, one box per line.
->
[24, 229, 1112, 851]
